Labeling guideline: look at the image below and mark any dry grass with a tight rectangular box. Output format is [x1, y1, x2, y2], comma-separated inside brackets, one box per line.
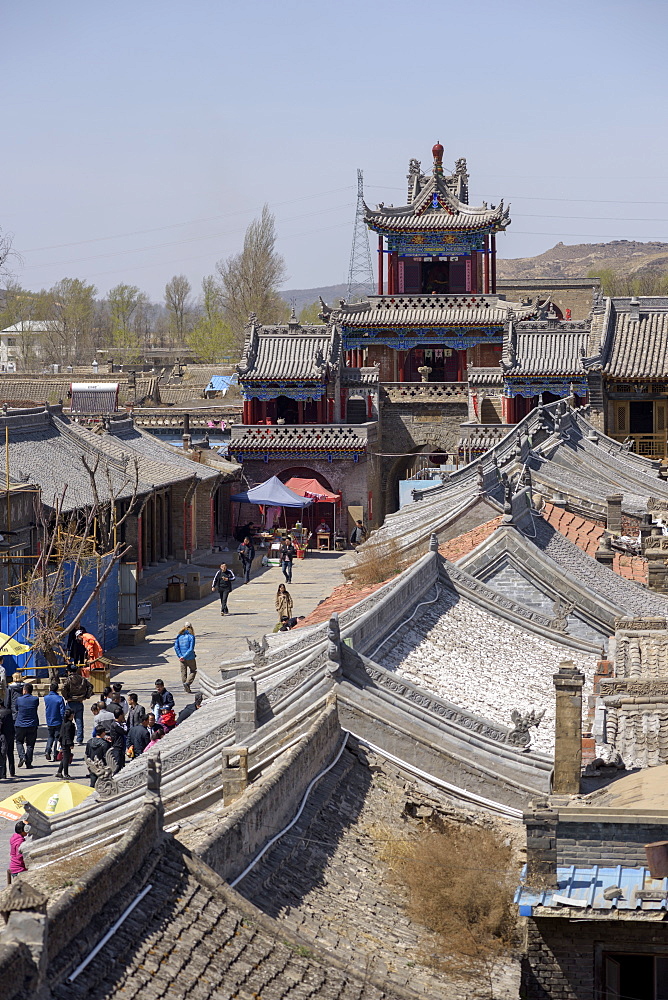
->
[348, 537, 406, 588]
[379, 820, 519, 1000]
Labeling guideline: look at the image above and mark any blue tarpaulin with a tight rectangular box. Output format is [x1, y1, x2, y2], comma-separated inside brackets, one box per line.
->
[231, 476, 313, 508]
[0, 554, 119, 676]
[205, 375, 237, 394]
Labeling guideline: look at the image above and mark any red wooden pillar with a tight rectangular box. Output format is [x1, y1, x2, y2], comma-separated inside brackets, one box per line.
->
[484, 236, 490, 294]
[457, 350, 466, 383]
[298, 401, 304, 423]
[398, 350, 406, 382]
[243, 399, 250, 423]
[470, 253, 477, 293]
[261, 400, 267, 422]
[491, 234, 497, 293]
[377, 235, 384, 294]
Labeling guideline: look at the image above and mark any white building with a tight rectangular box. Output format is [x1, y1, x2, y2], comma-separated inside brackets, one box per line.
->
[0, 321, 55, 371]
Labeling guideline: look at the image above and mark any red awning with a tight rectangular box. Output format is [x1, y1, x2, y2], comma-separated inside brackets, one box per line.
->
[283, 477, 340, 503]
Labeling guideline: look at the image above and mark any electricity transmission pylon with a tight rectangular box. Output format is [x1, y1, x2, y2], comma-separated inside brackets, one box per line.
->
[346, 169, 374, 302]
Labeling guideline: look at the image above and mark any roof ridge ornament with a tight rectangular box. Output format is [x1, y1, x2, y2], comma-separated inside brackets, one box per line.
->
[432, 140, 444, 177]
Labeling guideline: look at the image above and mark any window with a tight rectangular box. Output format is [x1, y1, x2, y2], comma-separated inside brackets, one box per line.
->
[605, 953, 668, 999]
[6, 338, 15, 346]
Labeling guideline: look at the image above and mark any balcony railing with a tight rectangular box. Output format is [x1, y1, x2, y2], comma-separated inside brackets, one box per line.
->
[610, 432, 668, 460]
[228, 421, 377, 455]
[382, 382, 468, 403]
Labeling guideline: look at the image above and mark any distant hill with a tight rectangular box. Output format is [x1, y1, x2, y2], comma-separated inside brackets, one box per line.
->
[281, 243, 668, 306]
[498, 241, 668, 280]
[279, 284, 350, 313]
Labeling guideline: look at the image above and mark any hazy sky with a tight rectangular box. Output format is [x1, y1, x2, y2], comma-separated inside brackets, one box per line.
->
[4, 0, 668, 302]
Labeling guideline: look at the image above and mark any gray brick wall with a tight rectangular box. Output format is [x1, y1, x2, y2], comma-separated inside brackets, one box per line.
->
[522, 916, 668, 999]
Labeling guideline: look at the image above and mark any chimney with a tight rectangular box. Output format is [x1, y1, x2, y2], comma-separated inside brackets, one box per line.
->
[524, 801, 558, 888]
[553, 661, 585, 795]
[606, 494, 622, 534]
[594, 532, 615, 568]
[222, 746, 249, 805]
[235, 676, 257, 741]
[629, 297, 640, 321]
[182, 412, 191, 450]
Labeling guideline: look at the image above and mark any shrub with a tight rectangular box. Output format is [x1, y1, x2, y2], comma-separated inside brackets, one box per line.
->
[382, 821, 518, 999]
[348, 537, 405, 588]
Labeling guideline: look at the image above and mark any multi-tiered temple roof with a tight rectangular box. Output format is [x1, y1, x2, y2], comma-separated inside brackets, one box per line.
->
[364, 143, 510, 254]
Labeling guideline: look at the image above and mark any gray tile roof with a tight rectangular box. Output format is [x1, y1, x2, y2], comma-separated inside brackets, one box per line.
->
[341, 366, 380, 386]
[228, 424, 368, 455]
[364, 170, 510, 233]
[588, 297, 668, 378]
[336, 294, 536, 328]
[53, 838, 405, 1000]
[101, 417, 219, 483]
[503, 322, 589, 376]
[238, 322, 339, 382]
[0, 408, 155, 512]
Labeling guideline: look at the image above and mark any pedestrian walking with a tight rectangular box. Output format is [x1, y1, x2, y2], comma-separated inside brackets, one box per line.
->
[61, 665, 94, 744]
[0, 705, 15, 779]
[212, 563, 235, 615]
[350, 519, 368, 548]
[174, 623, 197, 693]
[275, 584, 293, 622]
[9, 821, 27, 878]
[125, 693, 145, 729]
[56, 709, 76, 779]
[44, 682, 66, 761]
[14, 683, 39, 769]
[150, 679, 175, 726]
[279, 539, 296, 583]
[237, 536, 255, 584]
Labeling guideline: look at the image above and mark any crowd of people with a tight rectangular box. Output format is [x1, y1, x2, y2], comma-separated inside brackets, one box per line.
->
[0, 670, 203, 785]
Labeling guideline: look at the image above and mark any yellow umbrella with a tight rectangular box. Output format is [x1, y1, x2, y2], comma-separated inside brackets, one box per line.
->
[0, 631, 31, 657]
[0, 780, 94, 820]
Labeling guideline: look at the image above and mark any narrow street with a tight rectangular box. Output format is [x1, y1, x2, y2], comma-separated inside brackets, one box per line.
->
[0, 550, 345, 869]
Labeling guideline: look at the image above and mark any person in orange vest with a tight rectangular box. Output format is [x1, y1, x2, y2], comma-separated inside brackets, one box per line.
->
[77, 628, 103, 676]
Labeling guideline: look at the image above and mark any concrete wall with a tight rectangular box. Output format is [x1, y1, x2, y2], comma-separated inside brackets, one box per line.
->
[198, 702, 342, 883]
[522, 916, 668, 1000]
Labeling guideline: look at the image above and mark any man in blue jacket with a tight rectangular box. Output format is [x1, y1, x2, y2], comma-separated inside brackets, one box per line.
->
[173, 623, 197, 693]
[44, 682, 66, 761]
[14, 683, 39, 769]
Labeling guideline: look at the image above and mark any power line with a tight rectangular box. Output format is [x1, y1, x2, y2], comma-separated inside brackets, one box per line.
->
[21, 185, 356, 253]
[19, 203, 354, 270]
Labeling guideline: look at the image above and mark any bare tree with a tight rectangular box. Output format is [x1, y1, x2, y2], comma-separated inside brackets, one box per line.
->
[165, 274, 192, 345]
[216, 204, 289, 346]
[0, 227, 18, 280]
[18, 457, 140, 677]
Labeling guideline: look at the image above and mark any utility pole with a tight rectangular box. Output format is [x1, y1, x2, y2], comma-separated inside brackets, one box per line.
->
[346, 169, 374, 303]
